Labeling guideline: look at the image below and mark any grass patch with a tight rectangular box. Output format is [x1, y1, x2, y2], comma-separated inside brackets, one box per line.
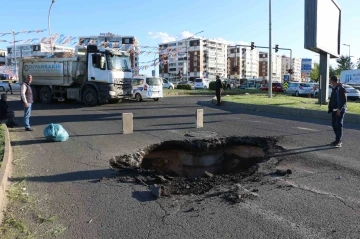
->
[0, 124, 4, 167]
[164, 88, 262, 96]
[7, 180, 30, 203]
[223, 94, 360, 114]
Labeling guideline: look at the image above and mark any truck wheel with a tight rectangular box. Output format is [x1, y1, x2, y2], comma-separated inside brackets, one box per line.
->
[83, 87, 98, 107]
[153, 98, 159, 101]
[135, 93, 142, 102]
[31, 86, 39, 102]
[0, 86, 4, 92]
[39, 86, 53, 104]
[108, 99, 122, 104]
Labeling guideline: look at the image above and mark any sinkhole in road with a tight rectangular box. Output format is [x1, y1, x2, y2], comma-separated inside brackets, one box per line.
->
[110, 136, 278, 197]
[140, 140, 266, 178]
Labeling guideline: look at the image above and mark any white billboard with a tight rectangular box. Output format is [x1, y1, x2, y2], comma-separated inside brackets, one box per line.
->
[304, 0, 341, 58]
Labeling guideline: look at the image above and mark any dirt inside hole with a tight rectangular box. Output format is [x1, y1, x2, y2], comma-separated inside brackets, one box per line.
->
[110, 136, 280, 197]
[141, 145, 265, 178]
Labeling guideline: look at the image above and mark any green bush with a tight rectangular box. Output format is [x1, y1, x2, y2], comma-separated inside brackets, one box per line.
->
[176, 84, 192, 90]
[209, 81, 226, 90]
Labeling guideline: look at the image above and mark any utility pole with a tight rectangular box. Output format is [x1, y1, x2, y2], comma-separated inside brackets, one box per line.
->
[48, 0, 56, 55]
[268, 0, 272, 98]
[12, 30, 17, 79]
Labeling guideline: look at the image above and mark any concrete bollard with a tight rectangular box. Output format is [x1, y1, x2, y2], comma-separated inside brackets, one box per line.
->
[196, 109, 204, 128]
[122, 113, 133, 134]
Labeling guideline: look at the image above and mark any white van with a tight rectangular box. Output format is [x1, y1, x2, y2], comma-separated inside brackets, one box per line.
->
[131, 75, 163, 102]
[194, 78, 210, 89]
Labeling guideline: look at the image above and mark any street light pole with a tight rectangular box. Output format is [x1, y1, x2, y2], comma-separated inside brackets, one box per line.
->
[12, 30, 17, 79]
[48, 0, 56, 55]
[184, 30, 204, 81]
[268, 0, 272, 98]
[343, 43, 350, 58]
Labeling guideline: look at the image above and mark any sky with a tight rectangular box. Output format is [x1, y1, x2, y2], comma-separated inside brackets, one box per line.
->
[1, 0, 359, 76]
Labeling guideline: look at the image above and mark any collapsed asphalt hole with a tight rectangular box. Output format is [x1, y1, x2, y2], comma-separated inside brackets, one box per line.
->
[110, 136, 279, 197]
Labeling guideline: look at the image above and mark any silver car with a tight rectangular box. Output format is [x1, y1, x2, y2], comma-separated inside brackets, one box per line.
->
[285, 82, 314, 96]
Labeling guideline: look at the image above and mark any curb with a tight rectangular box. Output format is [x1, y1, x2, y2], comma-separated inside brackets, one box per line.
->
[211, 98, 360, 124]
[0, 124, 13, 225]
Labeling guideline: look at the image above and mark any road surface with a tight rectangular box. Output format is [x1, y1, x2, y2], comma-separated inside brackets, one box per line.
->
[6, 95, 360, 239]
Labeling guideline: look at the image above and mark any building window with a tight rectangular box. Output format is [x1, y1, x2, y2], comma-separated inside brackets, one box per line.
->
[194, 68, 197, 72]
[194, 62, 197, 66]
[194, 52, 197, 55]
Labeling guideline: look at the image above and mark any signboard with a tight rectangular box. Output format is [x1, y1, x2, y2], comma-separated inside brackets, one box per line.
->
[301, 58, 312, 73]
[340, 69, 360, 84]
[23, 62, 63, 76]
[304, 0, 341, 58]
[284, 75, 290, 82]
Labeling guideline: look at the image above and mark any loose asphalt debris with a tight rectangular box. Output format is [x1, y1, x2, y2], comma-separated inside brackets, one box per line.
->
[109, 136, 288, 204]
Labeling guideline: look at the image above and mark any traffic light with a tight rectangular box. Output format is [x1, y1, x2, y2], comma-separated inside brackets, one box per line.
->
[251, 42, 255, 50]
[275, 44, 279, 53]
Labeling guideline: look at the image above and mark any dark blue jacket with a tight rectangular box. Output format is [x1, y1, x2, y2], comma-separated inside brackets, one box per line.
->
[328, 83, 347, 113]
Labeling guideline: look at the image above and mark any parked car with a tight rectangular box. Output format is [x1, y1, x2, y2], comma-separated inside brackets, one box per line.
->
[260, 83, 284, 92]
[0, 80, 21, 92]
[177, 81, 195, 89]
[162, 79, 175, 89]
[194, 78, 210, 89]
[130, 76, 163, 102]
[314, 84, 360, 101]
[285, 82, 314, 96]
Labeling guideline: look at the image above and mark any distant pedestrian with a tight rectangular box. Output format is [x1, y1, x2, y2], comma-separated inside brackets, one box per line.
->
[328, 75, 347, 148]
[226, 78, 232, 90]
[0, 94, 18, 128]
[215, 75, 223, 106]
[21, 75, 34, 131]
[6, 77, 13, 95]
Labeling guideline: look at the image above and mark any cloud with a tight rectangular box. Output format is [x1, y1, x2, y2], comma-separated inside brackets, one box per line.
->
[148, 31, 249, 46]
[148, 31, 177, 43]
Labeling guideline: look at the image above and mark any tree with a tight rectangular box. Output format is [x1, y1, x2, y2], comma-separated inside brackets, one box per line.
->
[310, 63, 319, 82]
[329, 65, 337, 77]
[335, 55, 354, 73]
[356, 58, 360, 69]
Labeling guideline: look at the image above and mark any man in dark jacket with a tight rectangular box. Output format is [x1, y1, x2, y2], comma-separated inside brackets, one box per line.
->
[0, 94, 17, 128]
[328, 75, 347, 148]
[215, 75, 223, 106]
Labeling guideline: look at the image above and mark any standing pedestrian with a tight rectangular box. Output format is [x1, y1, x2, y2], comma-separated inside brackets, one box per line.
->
[328, 75, 347, 148]
[226, 77, 232, 90]
[215, 75, 223, 106]
[21, 75, 35, 131]
[6, 77, 13, 95]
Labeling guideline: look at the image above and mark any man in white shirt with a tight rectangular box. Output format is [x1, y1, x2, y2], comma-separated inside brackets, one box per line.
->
[20, 75, 35, 131]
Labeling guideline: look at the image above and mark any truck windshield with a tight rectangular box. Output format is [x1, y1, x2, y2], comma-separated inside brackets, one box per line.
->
[107, 55, 131, 72]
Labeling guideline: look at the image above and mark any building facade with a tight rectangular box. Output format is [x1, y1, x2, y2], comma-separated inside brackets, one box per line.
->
[6, 43, 75, 77]
[281, 56, 302, 82]
[158, 38, 228, 81]
[228, 46, 259, 79]
[0, 49, 6, 66]
[258, 52, 282, 82]
[77, 34, 140, 75]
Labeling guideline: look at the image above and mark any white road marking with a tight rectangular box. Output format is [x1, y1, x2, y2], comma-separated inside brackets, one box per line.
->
[294, 127, 318, 132]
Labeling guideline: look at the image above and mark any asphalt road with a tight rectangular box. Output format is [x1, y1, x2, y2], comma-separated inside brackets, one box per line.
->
[6, 94, 360, 239]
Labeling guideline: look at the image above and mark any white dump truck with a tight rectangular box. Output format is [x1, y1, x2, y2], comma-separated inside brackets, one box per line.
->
[18, 45, 132, 106]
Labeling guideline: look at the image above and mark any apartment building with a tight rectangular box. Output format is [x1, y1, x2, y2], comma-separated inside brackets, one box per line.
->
[78, 35, 139, 75]
[281, 56, 302, 82]
[158, 38, 228, 81]
[6, 43, 75, 77]
[227, 46, 259, 79]
[258, 52, 282, 82]
[0, 49, 6, 66]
